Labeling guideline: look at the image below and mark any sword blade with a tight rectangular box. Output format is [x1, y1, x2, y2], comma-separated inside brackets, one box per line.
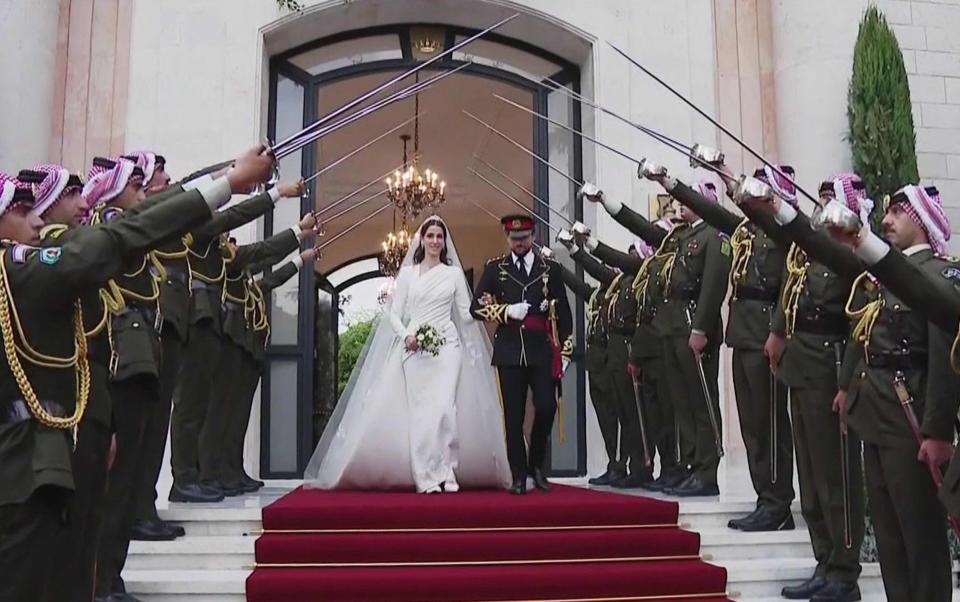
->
[304, 113, 423, 185]
[771, 371, 778, 484]
[472, 155, 572, 226]
[276, 14, 518, 150]
[315, 163, 406, 218]
[462, 110, 582, 188]
[317, 202, 391, 252]
[685, 308, 724, 457]
[468, 167, 560, 234]
[607, 41, 820, 207]
[632, 376, 653, 468]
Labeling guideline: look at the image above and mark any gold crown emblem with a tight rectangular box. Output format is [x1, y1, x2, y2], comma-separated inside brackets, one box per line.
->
[512, 219, 522, 228]
[415, 37, 439, 54]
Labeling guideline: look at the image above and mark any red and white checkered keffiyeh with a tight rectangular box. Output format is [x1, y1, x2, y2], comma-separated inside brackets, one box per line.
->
[125, 151, 158, 185]
[761, 165, 798, 207]
[632, 238, 654, 259]
[898, 184, 950, 255]
[82, 158, 139, 210]
[29, 163, 79, 217]
[828, 172, 873, 226]
[0, 172, 16, 216]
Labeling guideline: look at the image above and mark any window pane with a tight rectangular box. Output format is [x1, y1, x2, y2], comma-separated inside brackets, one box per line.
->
[452, 36, 562, 81]
[269, 360, 300, 473]
[288, 34, 403, 75]
[547, 88, 579, 471]
[271, 74, 305, 345]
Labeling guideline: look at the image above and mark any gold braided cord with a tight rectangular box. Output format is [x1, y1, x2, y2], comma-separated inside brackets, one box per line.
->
[845, 271, 882, 346]
[224, 273, 249, 305]
[186, 238, 227, 285]
[0, 249, 90, 429]
[729, 219, 754, 296]
[603, 274, 625, 322]
[629, 255, 657, 296]
[781, 243, 810, 338]
[84, 288, 124, 338]
[586, 288, 602, 337]
[1, 260, 78, 368]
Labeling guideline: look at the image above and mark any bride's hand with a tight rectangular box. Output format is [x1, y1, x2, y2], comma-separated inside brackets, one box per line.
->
[404, 335, 419, 352]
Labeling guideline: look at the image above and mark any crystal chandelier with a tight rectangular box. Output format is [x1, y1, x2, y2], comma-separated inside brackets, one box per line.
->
[378, 228, 410, 279]
[384, 74, 446, 219]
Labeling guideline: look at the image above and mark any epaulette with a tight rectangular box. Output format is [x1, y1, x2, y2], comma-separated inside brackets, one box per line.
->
[487, 254, 507, 265]
[718, 231, 730, 241]
[9, 244, 40, 264]
[40, 224, 70, 241]
[936, 253, 960, 264]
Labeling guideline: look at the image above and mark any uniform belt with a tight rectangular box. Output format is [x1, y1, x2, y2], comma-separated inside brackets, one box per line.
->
[223, 301, 244, 312]
[0, 400, 67, 425]
[610, 325, 636, 336]
[794, 312, 847, 336]
[866, 350, 927, 371]
[734, 285, 778, 303]
[120, 303, 162, 333]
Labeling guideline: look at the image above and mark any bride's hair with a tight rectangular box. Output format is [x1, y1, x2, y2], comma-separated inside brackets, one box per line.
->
[413, 216, 451, 265]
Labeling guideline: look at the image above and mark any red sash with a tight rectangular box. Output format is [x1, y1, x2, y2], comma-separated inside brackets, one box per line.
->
[521, 315, 563, 381]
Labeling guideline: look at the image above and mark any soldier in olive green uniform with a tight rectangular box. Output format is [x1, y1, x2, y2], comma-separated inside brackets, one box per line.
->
[579, 189, 694, 489]
[628, 220, 686, 492]
[550, 248, 624, 485]
[198, 217, 314, 490]
[641, 162, 795, 529]
[171, 186, 307, 501]
[0, 148, 270, 602]
[216, 251, 311, 489]
[736, 173, 866, 601]
[568, 234, 654, 487]
[23, 164, 116, 602]
[772, 184, 958, 602]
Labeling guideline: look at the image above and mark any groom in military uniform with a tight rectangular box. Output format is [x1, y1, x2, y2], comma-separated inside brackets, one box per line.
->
[471, 214, 573, 495]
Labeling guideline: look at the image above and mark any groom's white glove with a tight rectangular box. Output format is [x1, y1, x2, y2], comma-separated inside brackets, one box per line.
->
[506, 302, 531, 321]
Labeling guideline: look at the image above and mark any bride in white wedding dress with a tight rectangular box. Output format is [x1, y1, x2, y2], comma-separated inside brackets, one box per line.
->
[304, 215, 512, 492]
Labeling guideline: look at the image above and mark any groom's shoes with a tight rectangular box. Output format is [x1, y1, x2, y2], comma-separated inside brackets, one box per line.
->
[509, 477, 527, 495]
[531, 468, 551, 492]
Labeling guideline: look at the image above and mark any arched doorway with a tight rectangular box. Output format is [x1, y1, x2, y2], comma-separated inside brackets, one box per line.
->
[259, 17, 589, 480]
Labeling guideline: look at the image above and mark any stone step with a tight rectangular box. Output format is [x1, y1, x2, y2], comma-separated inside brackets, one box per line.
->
[126, 536, 256, 570]
[158, 506, 262, 536]
[719, 558, 884, 599]
[698, 527, 811, 560]
[122, 569, 247, 601]
[677, 498, 805, 530]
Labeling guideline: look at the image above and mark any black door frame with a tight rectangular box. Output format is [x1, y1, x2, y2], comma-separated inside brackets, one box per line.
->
[262, 23, 584, 479]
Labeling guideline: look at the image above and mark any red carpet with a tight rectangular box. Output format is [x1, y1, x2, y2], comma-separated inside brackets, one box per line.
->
[247, 485, 733, 602]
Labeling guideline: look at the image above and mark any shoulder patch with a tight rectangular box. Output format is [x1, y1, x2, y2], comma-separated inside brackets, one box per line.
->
[720, 238, 731, 257]
[40, 224, 69, 241]
[9, 244, 38, 264]
[941, 266, 960, 283]
[39, 247, 62, 265]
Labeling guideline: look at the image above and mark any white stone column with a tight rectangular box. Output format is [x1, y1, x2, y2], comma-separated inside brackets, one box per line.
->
[0, 0, 60, 168]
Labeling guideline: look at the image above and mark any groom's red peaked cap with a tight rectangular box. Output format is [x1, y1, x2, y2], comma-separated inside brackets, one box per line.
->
[501, 214, 534, 239]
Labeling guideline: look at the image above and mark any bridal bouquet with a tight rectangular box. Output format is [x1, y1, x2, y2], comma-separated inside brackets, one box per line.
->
[413, 324, 446, 357]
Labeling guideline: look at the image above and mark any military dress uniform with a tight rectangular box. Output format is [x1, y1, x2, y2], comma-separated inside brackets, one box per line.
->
[0, 174, 232, 602]
[171, 189, 293, 499]
[853, 238, 960, 520]
[592, 197, 693, 485]
[198, 231, 301, 489]
[554, 259, 624, 483]
[470, 216, 573, 493]
[629, 234, 684, 491]
[582, 242, 652, 486]
[746, 205, 864, 594]
[217, 260, 302, 488]
[784, 192, 958, 602]
[668, 179, 794, 524]
[653, 219, 731, 495]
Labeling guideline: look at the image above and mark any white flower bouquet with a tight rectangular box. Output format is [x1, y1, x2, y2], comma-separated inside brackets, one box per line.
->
[413, 324, 446, 357]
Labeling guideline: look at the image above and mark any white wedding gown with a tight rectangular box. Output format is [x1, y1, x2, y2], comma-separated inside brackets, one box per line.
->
[304, 222, 511, 492]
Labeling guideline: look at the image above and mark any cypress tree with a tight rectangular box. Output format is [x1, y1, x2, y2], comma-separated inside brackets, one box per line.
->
[847, 6, 919, 228]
